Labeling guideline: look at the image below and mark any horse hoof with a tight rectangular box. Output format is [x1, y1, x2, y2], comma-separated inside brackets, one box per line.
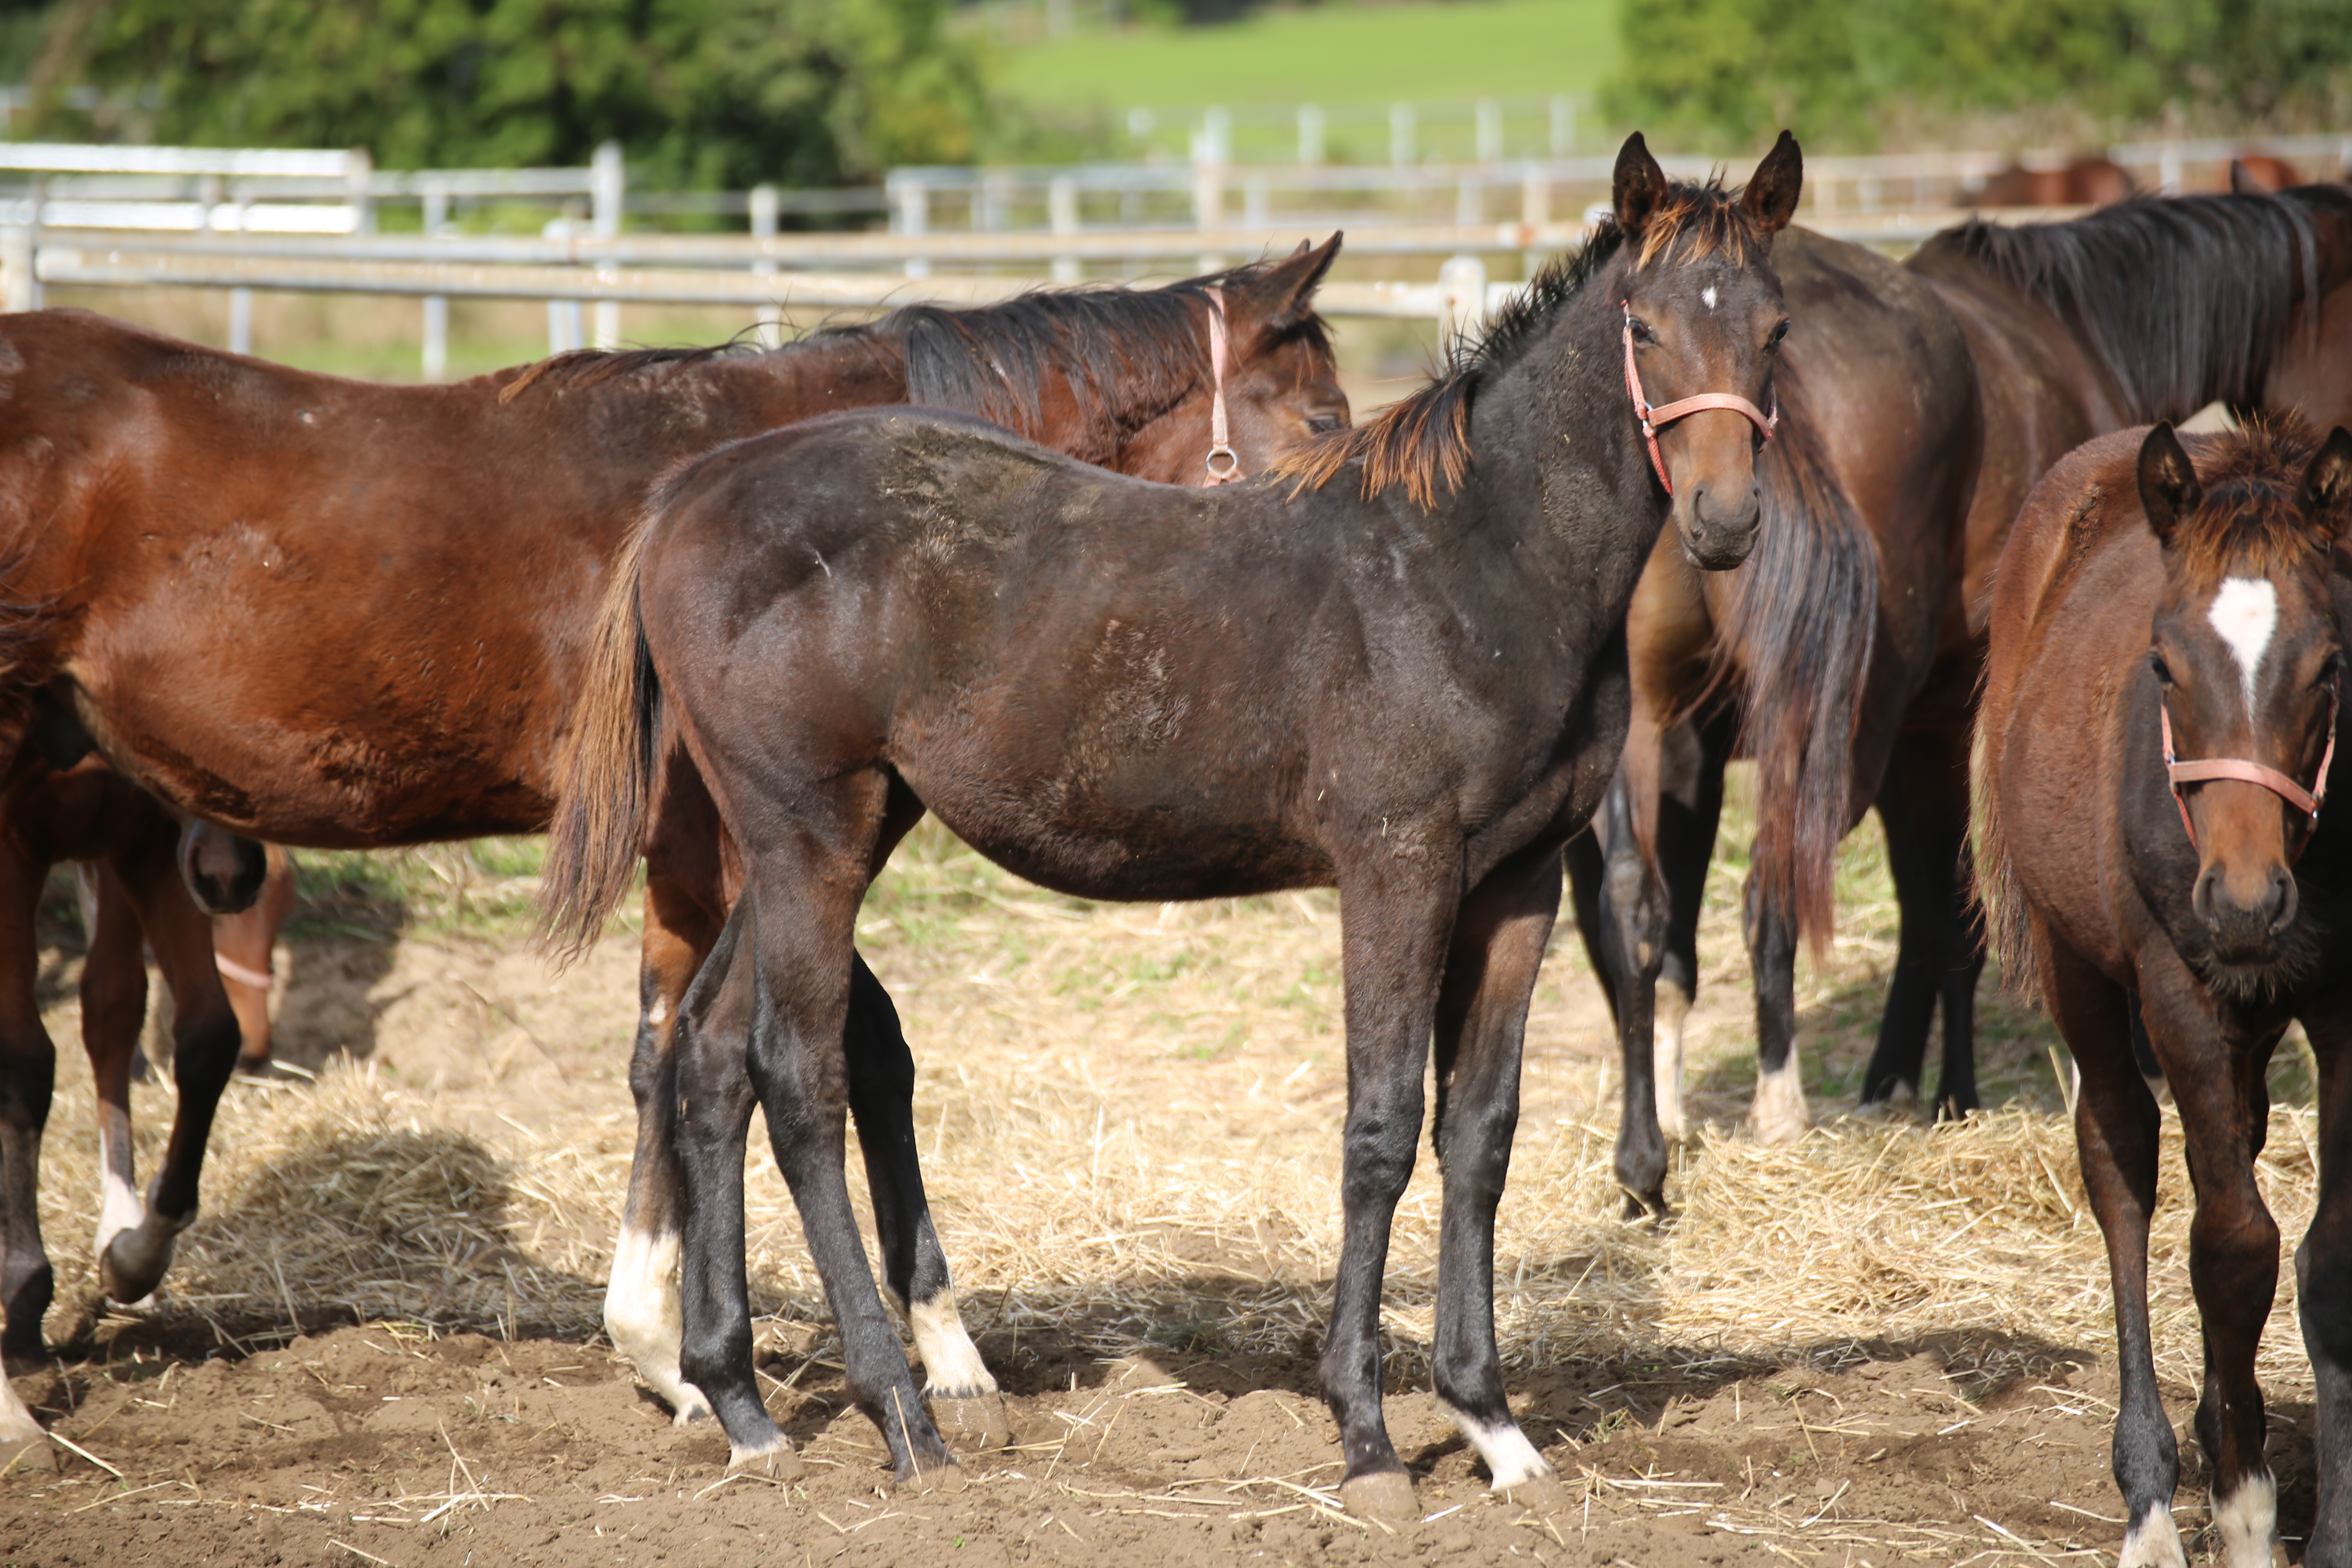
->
[1340, 1470, 1420, 1521]
[99, 1232, 174, 1307]
[900, 1459, 967, 1494]
[930, 1393, 1013, 1451]
[1496, 1475, 1570, 1513]
[669, 1391, 715, 1428]
[0, 1435, 51, 1476]
[728, 1439, 804, 1482]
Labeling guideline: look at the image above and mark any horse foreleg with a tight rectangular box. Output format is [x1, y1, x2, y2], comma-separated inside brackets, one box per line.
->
[1742, 871, 1809, 1144]
[844, 952, 1008, 1449]
[1429, 845, 1564, 1510]
[0, 827, 55, 1361]
[212, 845, 294, 1069]
[2052, 938, 2183, 1567]
[77, 862, 151, 1297]
[2298, 1007, 2352, 1566]
[1595, 775, 1671, 1218]
[1650, 713, 1732, 1142]
[1860, 729, 1983, 1118]
[1321, 860, 1455, 1520]
[99, 822, 245, 1305]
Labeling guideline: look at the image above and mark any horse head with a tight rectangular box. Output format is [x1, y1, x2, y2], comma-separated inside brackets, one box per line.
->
[2141, 419, 2352, 970]
[1612, 130, 1800, 570]
[178, 817, 270, 916]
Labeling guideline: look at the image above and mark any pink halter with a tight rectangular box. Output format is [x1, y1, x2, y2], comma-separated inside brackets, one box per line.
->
[2161, 688, 2339, 860]
[1621, 303, 1777, 496]
[1203, 287, 1241, 486]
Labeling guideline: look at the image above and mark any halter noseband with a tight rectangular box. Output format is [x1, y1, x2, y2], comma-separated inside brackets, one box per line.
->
[1621, 303, 1777, 496]
[2160, 686, 2339, 861]
[1203, 286, 1241, 486]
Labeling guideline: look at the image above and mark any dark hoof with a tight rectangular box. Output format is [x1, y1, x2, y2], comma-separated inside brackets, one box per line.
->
[100, 1231, 176, 1306]
[1340, 1470, 1420, 1521]
[900, 1459, 967, 1494]
[930, 1393, 1013, 1451]
[1497, 1475, 1570, 1512]
[727, 1440, 804, 1481]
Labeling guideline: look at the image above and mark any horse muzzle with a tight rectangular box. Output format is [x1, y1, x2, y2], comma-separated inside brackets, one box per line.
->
[1677, 482, 1763, 571]
[178, 820, 270, 916]
[2192, 860, 2299, 963]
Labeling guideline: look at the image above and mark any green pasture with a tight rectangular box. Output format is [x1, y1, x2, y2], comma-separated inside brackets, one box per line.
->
[996, 0, 1620, 120]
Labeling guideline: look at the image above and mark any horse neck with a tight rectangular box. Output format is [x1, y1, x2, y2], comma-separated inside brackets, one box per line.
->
[1448, 262, 1668, 619]
[735, 335, 910, 423]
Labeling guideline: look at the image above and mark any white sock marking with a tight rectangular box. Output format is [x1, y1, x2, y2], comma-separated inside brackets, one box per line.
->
[2118, 1502, 2188, 1568]
[1441, 1402, 1554, 1490]
[604, 1223, 710, 1424]
[1653, 978, 1691, 1140]
[2212, 1472, 2278, 1568]
[2209, 577, 2278, 719]
[1751, 1054, 1809, 1144]
[0, 1376, 39, 1443]
[94, 1148, 145, 1266]
[909, 1291, 998, 1398]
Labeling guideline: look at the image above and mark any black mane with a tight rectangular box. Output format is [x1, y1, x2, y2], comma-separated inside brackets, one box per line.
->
[1918, 187, 2352, 421]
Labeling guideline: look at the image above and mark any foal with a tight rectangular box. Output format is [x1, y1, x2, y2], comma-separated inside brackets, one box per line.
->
[1978, 419, 2352, 1567]
[544, 131, 1801, 1514]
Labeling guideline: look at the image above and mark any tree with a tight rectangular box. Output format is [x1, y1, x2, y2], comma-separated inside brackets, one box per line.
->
[29, 0, 999, 185]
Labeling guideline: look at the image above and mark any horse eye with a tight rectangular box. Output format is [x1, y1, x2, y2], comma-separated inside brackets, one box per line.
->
[2319, 652, 2344, 688]
[1766, 319, 1791, 352]
[1628, 316, 1658, 346]
[1306, 413, 1346, 434]
[2149, 651, 2175, 686]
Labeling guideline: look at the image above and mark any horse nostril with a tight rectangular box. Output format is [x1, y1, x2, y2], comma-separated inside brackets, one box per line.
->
[2192, 867, 2219, 927]
[2269, 869, 2299, 934]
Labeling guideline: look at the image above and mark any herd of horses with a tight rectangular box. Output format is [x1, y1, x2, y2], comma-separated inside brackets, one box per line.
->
[0, 127, 2343, 1564]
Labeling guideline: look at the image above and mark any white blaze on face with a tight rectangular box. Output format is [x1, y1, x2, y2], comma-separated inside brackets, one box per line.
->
[2209, 576, 2279, 719]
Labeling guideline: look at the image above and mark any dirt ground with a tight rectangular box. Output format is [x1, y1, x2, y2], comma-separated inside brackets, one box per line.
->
[0, 813, 2319, 1565]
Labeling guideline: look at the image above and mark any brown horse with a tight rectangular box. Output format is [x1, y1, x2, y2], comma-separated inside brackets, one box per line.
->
[540, 132, 1802, 1513]
[1968, 158, 2136, 208]
[1573, 185, 2352, 1214]
[0, 247, 1348, 1374]
[1977, 419, 2352, 1568]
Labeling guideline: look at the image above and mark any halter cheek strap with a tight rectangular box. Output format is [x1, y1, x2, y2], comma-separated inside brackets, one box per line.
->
[216, 951, 274, 990]
[1203, 286, 1241, 486]
[1621, 303, 1777, 496]
[2161, 687, 2339, 861]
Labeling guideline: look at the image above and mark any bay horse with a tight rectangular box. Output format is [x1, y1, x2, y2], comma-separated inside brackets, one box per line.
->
[1976, 418, 2352, 1568]
[0, 247, 1348, 1379]
[539, 132, 1802, 1513]
[1573, 184, 2352, 1217]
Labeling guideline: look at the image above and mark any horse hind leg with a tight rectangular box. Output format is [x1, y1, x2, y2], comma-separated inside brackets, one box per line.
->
[844, 953, 1009, 1450]
[1595, 776, 1672, 1219]
[78, 862, 153, 1298]
[0, 826, 56, 1360]
[98, 830, 245, 1305]
[1743, 871, 1809, 1145]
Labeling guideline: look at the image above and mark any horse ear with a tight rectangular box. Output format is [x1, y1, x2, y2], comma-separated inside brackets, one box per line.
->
[1742, 131, 1803, 235]
[2229, 158, 2262, 196]
[2296, 426, 2352, 543]
[1613, 132, 1669, 237]
[2138, 422, 2202, 543]
[1231, 232, 1342, 331]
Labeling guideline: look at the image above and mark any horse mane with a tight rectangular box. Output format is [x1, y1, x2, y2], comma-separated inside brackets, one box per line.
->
[492, 259, 1335, 463]
[1274, 176, 1766, 510]
[1917, 187, 2352, 421]
[2169, 415, 2332, 586]
[1702, 355, 1878, 953]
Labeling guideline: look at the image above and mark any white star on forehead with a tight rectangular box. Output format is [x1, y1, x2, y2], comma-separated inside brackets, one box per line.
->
[1701, 285, 1718, 311]
[2208, 575, 2278, 717]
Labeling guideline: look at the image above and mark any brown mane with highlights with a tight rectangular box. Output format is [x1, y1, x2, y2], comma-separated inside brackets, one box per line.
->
[2169, 418, 2332, 587]
[1274, 178, 1766, 512]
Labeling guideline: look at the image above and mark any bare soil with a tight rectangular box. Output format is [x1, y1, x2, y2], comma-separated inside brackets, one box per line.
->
[0, 815, 2316, 1565]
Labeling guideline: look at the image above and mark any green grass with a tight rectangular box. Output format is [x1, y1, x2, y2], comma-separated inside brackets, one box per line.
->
[997, 0, 1620, 138]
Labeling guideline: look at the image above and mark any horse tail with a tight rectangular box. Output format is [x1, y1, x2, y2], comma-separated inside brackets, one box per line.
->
[539, 517, 664, 958]
[1708, 372, 1878, 956]
[1966, 711, 2036, 999]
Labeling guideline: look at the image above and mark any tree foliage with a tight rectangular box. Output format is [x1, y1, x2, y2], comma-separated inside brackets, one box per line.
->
[1607, 0, 2352, 150]
[27, 0, 1002, 185]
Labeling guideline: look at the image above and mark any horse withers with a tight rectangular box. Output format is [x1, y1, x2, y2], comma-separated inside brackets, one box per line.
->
[541, 131, 1802, 1515]
[1977, 419, 2352, 1568]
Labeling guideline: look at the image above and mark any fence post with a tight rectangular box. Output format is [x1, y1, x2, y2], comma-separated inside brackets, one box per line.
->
[2158, 142, 2182, 195]
[1439, 254, 1486, 353]
[750, 183, 783, 348]
[345, 147, 375, 235]
[1389, 102, 1416, 167]
[1476, 98, 1502, 164]
[227, 201, 253, 355]
[590, 140, 624, 349]
[1519, 166, 1549, 278]
[889, 172, 931, 279]
[1191, 120, 1225, 247]
[1, 223, 34, 314]
[1048, 176, 1080, 283]
[543, 218, 584, 354]
[421, 181, 450, 382]
[1548, 96, 1574, 158]
[1298, 104, 1324, 167]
